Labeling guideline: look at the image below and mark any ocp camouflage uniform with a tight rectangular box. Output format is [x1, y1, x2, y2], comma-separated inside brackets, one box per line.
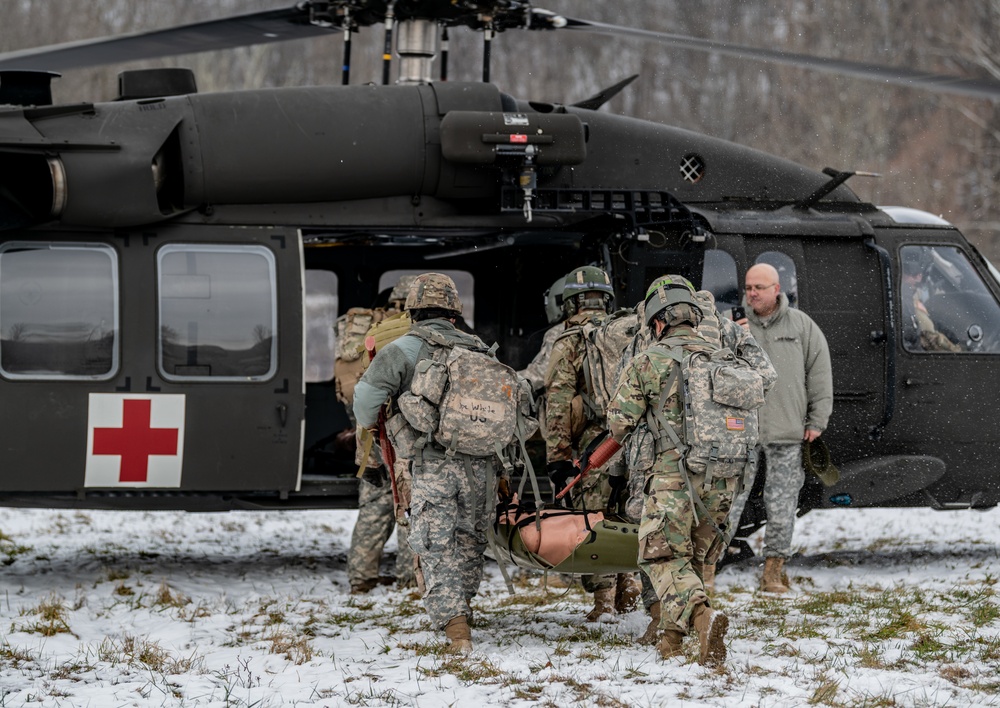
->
[608, 325, 737, 636]
[632, 292, 776, 611]
[544, 310, 616, 594]
[520, 324, 563, 393]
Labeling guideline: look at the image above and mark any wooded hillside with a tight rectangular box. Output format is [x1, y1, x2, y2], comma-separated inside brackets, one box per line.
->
[4, 1, 999, 260]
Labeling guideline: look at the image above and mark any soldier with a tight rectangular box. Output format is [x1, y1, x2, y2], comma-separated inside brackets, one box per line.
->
[633, 288, 776, 641]
[340, 276, 418, 594]
[353, 273, 511, 654]
[519, 274, 568, 394]
[737, 263, 832, 594]
[607, 275, 740, 665]
[544, 265, 640, 621]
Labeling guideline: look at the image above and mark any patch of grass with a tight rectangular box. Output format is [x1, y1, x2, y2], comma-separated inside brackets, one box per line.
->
[264, 627, 313, 664]
[21, 594, 74, 637]
[0, 529, 32, 565]
[0, 641, 35, 668]
[94, 633, 201, 673]
[154, 581, 190, 609]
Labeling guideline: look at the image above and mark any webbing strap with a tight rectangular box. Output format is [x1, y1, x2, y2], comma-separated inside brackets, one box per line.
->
[485, 461, 516, 594]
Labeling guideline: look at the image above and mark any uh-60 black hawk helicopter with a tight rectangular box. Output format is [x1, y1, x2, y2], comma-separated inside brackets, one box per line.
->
[1, 1, 999, 564]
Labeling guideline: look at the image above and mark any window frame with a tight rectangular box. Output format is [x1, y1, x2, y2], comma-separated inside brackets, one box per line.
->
[156, 243, 278, 382]
[0, 241, 120, 381]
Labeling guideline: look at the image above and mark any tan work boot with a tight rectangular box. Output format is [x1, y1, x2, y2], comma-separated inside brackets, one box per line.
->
[638, 601, 661, 645]
[691, 604, 728, 666]
[614, 573, 642, 613]
[585, 587, 616, 622]
[657, 629, 686, 660]
[761, 557, 789, 594]
[443, 615, 473, 654]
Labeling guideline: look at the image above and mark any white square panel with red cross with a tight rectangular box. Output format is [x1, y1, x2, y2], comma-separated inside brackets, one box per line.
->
[85, 394, 186, 487]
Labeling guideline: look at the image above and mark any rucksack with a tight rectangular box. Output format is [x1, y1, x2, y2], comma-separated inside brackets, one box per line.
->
[559, 308, 642, 421]
[632, 337, 764, 480]
[333, 306, 400, 406]
[397, 324, 536, 458]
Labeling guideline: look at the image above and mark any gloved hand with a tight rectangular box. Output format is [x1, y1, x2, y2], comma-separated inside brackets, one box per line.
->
[547, 460, 577, 499]
[607, 473, 627, 514]
[361, 466, 388, 488]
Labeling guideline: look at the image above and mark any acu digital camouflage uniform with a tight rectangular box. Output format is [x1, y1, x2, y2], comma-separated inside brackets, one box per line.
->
[342, 276, 417, 593]
[353, 273, 509, 652]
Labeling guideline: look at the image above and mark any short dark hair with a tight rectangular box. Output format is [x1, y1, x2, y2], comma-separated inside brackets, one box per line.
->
[410, 307, 460, 322]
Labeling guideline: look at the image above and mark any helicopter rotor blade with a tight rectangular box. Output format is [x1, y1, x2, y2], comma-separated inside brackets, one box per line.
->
[559, 16, 1000, 102]
[0, 6, 335, 72]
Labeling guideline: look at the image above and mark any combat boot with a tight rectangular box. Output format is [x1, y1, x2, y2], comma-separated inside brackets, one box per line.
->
[585, 587, 616, 622]
[761, 557, 789, 594]
[638, 601, 661, 645]
[614, 573, 642, 613]
[656, 629, 686, 660]
[443, 615, 473, 654]
[691, 604, 728, 666]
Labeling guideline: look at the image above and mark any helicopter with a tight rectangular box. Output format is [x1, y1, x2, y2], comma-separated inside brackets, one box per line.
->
[0, 1, 999, 563]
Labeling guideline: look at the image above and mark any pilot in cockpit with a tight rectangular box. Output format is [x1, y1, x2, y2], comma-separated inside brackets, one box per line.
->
[901, 248, 962, 353]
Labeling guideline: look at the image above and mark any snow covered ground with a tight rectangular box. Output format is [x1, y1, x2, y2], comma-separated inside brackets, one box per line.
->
[2, 504, 999, 706]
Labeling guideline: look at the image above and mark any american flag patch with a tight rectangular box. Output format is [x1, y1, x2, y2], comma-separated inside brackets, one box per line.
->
[726, 417, 745, 431]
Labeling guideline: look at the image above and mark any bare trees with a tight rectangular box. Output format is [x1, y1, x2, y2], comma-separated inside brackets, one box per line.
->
[2, 1, 999, 259]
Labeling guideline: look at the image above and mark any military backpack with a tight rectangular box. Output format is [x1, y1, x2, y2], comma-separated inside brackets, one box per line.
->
[397, 324, 536, 458]
[557, 308, 641, 422]
[630, 337, 765, 481]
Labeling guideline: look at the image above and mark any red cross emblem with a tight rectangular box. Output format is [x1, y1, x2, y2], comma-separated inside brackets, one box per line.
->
[86, 394, 185, 487]
[92, 399, 179, 482]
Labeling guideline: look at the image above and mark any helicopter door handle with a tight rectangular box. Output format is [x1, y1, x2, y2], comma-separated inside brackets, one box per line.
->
[276, 403, 288, 427]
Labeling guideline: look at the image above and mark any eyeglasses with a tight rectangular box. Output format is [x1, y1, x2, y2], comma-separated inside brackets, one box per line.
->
[744, 283, 777, 292]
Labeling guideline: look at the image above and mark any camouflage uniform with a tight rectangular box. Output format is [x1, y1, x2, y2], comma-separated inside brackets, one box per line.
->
[544, 310, 616, 595]
[520, 323, 563, 394]
[341, 278, 416, 592]
[741, 291, 831, 561]
[347, 476, 416, 590]
[354, 301, 503, 632]
[608, 325, 737, 635]
[634, 291, 776, 610]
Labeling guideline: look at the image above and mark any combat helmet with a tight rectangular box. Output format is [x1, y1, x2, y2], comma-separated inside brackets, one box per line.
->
[405, 272, 463, 314]
[562, 265, 614, 315]
[389, 274, 418, 305]
[644, 274, 703, 328]
[543, 275, 566, 325]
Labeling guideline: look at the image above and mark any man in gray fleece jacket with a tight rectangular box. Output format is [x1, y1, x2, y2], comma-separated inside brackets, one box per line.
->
[735, 263, 832, 593]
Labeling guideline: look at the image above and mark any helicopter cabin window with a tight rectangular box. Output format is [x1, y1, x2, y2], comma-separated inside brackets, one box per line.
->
[379, 269, 475, 328]
[755, 251, 798, 308]
[305, 270, 338, 383]
[899, 245, 1000, 354]
[0, 243, 119, 380]
[701, 249, 740, 314]
[157, 244, 277, 381]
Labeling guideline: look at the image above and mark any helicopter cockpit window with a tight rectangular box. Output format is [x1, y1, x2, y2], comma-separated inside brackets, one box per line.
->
[305, 270, 338, 383]
[701, 249, 740, 313]
[0, 243, 119, 380]
[899, 245, 1000, 354]
[379, 269, 475, 328]
[754, 252, 798, 308]
[157, 244, 277, 381]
